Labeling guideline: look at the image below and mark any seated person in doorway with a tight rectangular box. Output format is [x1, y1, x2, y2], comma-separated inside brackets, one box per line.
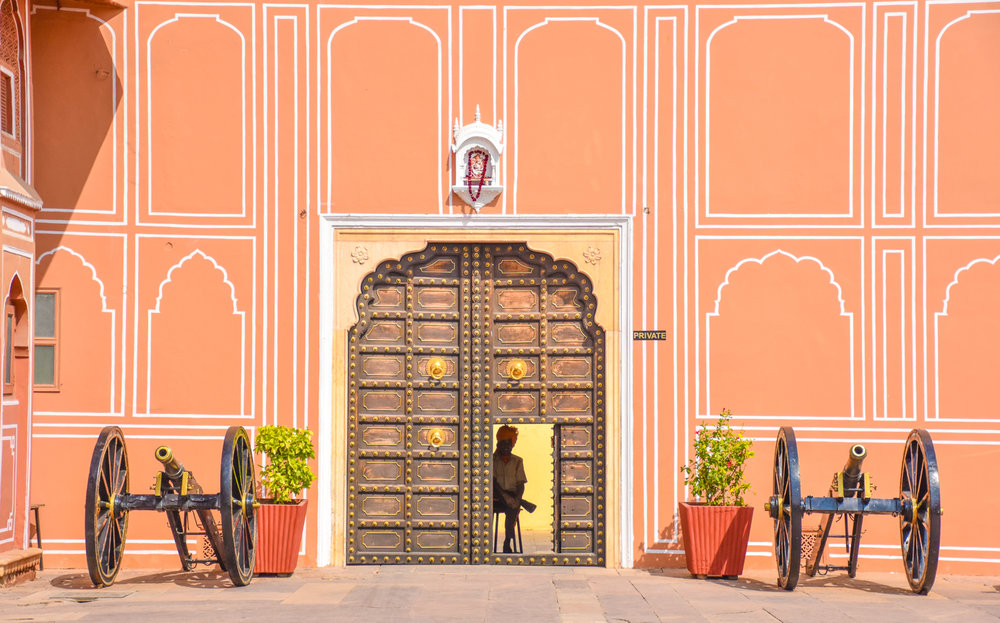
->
[492, 425, 527, 553]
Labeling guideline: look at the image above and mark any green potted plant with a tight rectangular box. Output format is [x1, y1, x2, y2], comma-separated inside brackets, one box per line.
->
[254, 425, 315, 575]
[679, 408, 754, 578]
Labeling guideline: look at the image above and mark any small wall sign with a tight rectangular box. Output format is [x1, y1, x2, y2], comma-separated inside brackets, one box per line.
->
[633, 330, 668, 341]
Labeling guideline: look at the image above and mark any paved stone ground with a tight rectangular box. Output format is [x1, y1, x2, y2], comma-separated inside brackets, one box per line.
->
[1, 566, 998, 622]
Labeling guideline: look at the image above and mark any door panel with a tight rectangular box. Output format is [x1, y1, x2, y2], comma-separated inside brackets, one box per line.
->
[347, 243, 605, 565]
[348, 244, 470, 565]
[480, 245, 606, 565]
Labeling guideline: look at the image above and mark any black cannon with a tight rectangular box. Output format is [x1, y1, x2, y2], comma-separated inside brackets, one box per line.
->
[766, 428, 941, 594]
[84, 426, 257, 587]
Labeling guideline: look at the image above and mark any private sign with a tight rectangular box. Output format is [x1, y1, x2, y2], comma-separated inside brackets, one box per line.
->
[632, 331, 667, 340]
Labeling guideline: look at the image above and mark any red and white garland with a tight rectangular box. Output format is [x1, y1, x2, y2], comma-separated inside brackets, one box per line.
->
[466, 149, 490, 202]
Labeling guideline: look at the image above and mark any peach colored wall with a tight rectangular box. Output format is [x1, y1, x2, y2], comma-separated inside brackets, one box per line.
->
[0, 0, 36, 556]
[22, 0, 1000, 576]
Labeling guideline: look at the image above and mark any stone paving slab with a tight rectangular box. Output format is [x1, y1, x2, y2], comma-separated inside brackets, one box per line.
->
[0, 566, 997, 622]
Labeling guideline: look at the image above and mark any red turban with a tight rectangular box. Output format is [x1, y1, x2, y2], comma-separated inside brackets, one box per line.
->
[496, 425, 519, 442]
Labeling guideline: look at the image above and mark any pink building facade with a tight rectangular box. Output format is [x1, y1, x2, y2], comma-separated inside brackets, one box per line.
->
[0, 0, 997, 576]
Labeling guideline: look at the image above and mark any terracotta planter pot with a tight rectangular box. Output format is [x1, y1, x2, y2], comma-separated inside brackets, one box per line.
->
[678, 502, 753, 578]
[254, 499, 308, 576]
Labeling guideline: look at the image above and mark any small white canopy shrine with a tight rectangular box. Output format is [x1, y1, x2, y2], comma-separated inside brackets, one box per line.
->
[451, 106, 504, 211]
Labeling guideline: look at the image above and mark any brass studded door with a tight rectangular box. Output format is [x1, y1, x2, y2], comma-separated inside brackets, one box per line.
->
[347, 243, 605, 566]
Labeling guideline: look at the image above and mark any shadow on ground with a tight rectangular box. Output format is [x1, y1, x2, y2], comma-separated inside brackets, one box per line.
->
[51, 570, 234, 590]
[646, 569, 785, 593]
[794, 573, 916, 596]
[644, 566, 915, 596]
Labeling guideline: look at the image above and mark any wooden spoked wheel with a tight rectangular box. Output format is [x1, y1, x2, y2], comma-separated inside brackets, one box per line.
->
[899, 429, 941, 594]
[773, 427, 802, 590]
[220, 426, 256, 586]
[85, 426, 130, 587]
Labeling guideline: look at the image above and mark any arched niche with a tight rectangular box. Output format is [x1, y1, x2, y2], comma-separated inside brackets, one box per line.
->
[327, 19, 440, 213]
[146, 251, 245, 416]
[707, 17, 852, 216]
[34, 247, 115, 414]
[148, 16, 245, 216]
[707, 251, 854, 418]
[936, 12, 1000, 215]
[31, 8, 121, 212]
[514, 19, 624, 214]
[935, 257, 1000, 418]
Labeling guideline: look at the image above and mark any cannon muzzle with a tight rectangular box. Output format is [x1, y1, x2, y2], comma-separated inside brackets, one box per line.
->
[155, 446, 184, 479]
[840, 444, 867, 493]
[844, 444, 867, 478]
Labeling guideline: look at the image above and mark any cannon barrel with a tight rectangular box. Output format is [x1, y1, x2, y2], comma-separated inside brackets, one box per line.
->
[153, 445, 223, 563]
[154, 446, 206, 495]
[841, 443, 867, 493]
[155, 446, 184, 479]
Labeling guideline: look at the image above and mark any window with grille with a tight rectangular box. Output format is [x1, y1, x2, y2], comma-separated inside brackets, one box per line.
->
[0, 73, 11, 135]
[1, 0, 20, 138]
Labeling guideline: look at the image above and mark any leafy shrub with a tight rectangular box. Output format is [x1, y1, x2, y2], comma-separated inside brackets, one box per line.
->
[255, 425, 315, 504]
[680, 409, 754, 506]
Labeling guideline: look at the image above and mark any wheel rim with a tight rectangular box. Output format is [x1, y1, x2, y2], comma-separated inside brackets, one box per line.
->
[773, 427, 801, 590]
[899, 429, 940, 594]
[85, 426, 129, 587]
[220, 427, 256, 586]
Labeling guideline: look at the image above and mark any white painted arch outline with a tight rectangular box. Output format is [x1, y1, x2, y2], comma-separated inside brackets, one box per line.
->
[144, 13, 250, 219]
[930, 8, 1000, 220]
[324, 16, 444, 214]
[705, 14, 855, 219]
[142, 249, 248, 418]
[933, 254, 1000, 422]
[693, 2, 867, 229]
[35, 246, 118, 415]
[30, 6, 121, 218]
[512, 17, 628, 216]
[703, 249, 857, 420]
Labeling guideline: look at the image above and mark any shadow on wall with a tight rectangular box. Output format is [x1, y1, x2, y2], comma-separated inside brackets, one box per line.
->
[632, 516, 684, 568]
[30, 6, 123, 214]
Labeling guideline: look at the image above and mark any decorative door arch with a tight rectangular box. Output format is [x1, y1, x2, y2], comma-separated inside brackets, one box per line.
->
[346, 243, 606, 565]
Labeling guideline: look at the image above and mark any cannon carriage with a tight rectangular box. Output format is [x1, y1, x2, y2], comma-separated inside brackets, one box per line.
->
[767, 427, 941, 594]
[84, 426, 257, 587]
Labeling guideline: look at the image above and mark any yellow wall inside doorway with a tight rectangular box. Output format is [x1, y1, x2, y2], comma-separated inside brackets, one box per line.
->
[492, 424, 554, 532]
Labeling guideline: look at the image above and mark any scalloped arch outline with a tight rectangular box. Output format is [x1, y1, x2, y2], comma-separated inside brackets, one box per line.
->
[709, 249, 848, 317]
[36, 246, 112, 312]
[938, 255, 1000, 316]
[151, 249, 241, 314]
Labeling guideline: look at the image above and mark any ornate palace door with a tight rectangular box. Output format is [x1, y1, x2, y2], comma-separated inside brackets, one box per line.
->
[347, 244, 606, 566]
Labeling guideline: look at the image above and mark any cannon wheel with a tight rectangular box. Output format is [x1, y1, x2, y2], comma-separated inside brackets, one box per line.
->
[85, 426, 130, 587]
[899, 429, 941, 594]
[773, 427, 802, 590]
[220, 426, 256, 586]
